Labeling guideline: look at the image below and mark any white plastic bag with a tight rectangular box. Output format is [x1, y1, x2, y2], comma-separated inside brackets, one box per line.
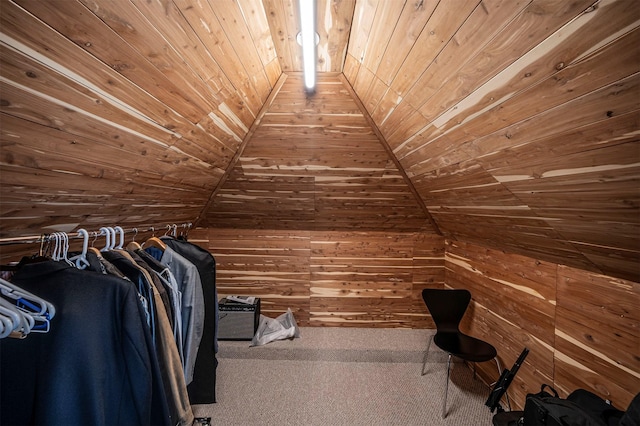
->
[251, 308, 300, 346]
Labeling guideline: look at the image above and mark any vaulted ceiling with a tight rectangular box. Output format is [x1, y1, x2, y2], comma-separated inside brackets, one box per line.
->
[0, 0, 638, 281]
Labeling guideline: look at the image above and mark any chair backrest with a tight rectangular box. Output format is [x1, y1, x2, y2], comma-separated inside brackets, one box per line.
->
[422, 288, 471, 333]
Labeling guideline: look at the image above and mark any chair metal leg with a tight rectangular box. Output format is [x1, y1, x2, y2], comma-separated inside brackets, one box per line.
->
[421, 333, 433, 376]
[442, 353, 451, 418]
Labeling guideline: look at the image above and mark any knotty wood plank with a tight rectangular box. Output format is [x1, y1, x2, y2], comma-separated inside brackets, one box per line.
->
[128, 0, 258, 129]
[0, 83, 217, 188]
[481, 111, 640, 176]
[190, 228, 444, 327]
[389, 0, 481, 98]
[0, 43, 232, 169]
[382, 0, 598, 165]
[436, 214, 597, 272]
[414, 0, 596, 126]
[405, 14, 640, 165]
[373, 0, 438, 86]
[199, 74, 434, 232]
[555, 266, 640, 407]
[351, 63, 376, 103]
[210, 0, 274, 105]
[402, 0, 530, 111]
[174, 0, 263, 116]
[347, 0, 379, 64]
[359, 0, 405, 76]
[264, 58, 283, 87]
[262, 0, 299, 73]
[316, 0, 356, 72]
[428, 0, 639, 125]
[78, 0, 220, 109]
[13, 0, 208, 122]
[462, 73, 640, 158]
[0, 2, 243, 174]
[446, 242, 556, 344]
[360, 75, 390, 117]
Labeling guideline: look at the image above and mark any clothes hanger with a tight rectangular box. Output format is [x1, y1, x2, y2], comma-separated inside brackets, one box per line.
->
[51, 232, 70, 265]
[61, 233, 74, 267]
[0, 306, 19, 338]
[0, 313, 9, 339]
[0, 278, 55, 336]
[0, 297, 33, 337]
[0, 278, 52, 317]
[78, 229, 90, 268]
[126, 228, 142, 251]
[145, 236, 167, 251]
[99, 227, 111, 252]
[50, 232, 60, 261]
[109, 227, 118, 250]
[143, 226, 167, 251]
[0, 299, 35, 338]
[88, 231, 102, 257]
[114, 226, 125, 250]
[70, 229, 90, 270]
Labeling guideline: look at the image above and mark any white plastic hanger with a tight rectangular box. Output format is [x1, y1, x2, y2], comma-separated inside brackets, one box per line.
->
[61, 232, 74, 267]
[50, 232, 60, 261]
[114, 226, 125, 250]
[0, 308, 17, 338]
[0, 316, 8, 338]
[99, 227, 111, 252]
[70, 229, 90, 270]
[0, 297, 33, 337]
[109, 227, 118, 250]
[0, 277, 56, 337]
[0, 278, 55, 319]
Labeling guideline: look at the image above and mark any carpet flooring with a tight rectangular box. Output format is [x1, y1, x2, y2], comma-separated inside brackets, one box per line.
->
[192, 327, 496, 425]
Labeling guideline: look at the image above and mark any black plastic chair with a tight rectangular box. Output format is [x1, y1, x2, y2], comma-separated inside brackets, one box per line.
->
[421, 288, 501, 418]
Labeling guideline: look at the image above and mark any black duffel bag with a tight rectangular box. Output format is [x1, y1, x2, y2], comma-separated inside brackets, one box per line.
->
[523, 385, 627, 426]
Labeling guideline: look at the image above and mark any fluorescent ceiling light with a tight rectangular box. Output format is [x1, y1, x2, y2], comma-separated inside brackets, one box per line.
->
[299, 0, 316, 91]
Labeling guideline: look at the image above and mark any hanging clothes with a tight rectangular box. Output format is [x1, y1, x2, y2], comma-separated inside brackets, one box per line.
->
[145, 245, 204, 386]
[128, 250, 175, 331]
[134, 248, 184, 369]
[0, 259, 171, 426]
[162, 236, 219, 405]
[102, 250, 194, 426]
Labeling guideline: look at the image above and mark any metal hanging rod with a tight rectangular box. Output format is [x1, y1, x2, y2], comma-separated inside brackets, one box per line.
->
[0, 223, 192, 246]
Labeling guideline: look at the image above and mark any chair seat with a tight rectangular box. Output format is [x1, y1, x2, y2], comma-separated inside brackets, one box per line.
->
[434, 332, 497, 362]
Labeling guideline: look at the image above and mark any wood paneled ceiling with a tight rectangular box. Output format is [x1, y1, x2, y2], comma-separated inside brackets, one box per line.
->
[0, 0, 638, 281]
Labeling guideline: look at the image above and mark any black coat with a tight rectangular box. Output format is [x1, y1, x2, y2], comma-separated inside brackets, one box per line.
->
[162, 237, 218, 404]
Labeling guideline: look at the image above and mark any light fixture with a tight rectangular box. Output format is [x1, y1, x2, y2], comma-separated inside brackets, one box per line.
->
[298, 0, 316, 92]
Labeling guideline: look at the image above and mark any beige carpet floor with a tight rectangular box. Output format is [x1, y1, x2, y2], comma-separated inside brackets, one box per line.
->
[192, 327, 497, 425]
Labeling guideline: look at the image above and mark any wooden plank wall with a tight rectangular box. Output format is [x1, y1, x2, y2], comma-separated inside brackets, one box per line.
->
[189, 228, 444, 328]
[197, 73, 435, 234]
[446, 240, 640, 410]
[189, 228, 638, 409]
[554, 266, 640, 408]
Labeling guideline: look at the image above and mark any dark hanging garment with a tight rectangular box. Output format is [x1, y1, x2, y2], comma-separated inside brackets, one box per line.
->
[102, 250, 158, 346]
[127, 250, 175, 331]
[102, 250, 194, 426]
[162, 237, 219, 404]
[0, 260, 171, 426]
